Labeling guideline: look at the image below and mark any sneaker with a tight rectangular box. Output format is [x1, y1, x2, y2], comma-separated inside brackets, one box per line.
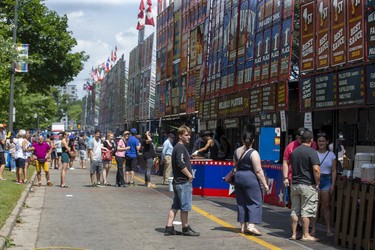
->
[91, 183, 98, 187]
[182, 226, 200, 236]
[164, 226, 182, 236]
[97, 182, 102, 186]
[47, 182, 53, 187]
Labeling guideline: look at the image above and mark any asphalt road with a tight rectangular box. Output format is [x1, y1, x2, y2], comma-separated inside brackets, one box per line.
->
[8, 160, 340, 250]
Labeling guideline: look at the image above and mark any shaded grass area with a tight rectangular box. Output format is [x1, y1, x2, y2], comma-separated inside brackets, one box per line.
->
[0, 166, 35, 229]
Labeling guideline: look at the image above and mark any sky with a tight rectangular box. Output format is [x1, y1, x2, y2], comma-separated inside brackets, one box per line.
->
[44, 0, 157, 99]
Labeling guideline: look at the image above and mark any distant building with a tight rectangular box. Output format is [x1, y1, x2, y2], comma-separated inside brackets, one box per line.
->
[57, 84, 78, 129]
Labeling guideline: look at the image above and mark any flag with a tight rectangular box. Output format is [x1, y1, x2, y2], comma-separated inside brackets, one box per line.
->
[111, 46, 117, 61]
[105, 58, 111, 73]
[86, 81, 93, 90]
[157, 0, 162, 14]
[14, 44, 29, 73]
[136, 0, 145, 30]
[145, 0, 155, 26]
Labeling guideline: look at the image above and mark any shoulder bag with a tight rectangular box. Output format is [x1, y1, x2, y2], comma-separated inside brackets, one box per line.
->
[224, 148, 253, 185]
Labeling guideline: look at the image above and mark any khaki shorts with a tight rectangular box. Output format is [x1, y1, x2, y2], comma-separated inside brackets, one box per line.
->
[291, 184, 318, 218]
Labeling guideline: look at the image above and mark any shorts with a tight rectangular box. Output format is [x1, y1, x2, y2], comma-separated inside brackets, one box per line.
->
[51, 151, 57, 159]
[171, 182, 193, 211]
[35, 159, 49, 172]
[125, 157, 138, 172]
[15, 158, 26, 169]
[90, 160, 103, 174]
[319, 174, 332, 191]
[291, 184, 318, 218]
[0, 153, 5, 165]
[57, 152, 62, 157]
[61, 152, 70, 163]
[79, 150, 87, 160]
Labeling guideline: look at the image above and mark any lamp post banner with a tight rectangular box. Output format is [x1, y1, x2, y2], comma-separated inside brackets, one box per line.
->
[14, 44, 29, 73]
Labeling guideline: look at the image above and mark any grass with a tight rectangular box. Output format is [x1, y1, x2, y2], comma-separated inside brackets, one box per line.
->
[0, 165, 35, 230]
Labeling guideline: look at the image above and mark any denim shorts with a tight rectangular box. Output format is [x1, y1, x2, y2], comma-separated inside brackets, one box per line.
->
[171, 182, 192, 212]
[15, 158, 26, 169]
[319, 174, 332, 191]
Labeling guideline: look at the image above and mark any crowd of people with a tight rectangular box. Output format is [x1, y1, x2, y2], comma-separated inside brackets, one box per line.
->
[0, 123, 342, 240]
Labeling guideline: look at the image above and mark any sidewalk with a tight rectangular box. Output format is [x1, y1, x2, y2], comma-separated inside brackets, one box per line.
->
[6, 159, 339, 249]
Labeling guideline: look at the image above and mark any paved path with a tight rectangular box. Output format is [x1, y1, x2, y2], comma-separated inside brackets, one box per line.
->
[8, 160, 339, 250]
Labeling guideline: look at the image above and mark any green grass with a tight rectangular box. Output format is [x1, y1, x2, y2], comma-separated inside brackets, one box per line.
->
[0, 166, 35, 229]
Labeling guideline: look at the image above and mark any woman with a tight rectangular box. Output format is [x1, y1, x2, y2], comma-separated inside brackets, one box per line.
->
[55, 133, 63, 169]
[115, 131, 130, 187]
[60, 132, 71, 188]
[68, 138, 76, 169]
[14, 130, 32, 184]
[233, 131, 269, 235]
[102, 131, 115, 186]
[141, 131, 157, 188]
[49, 135, 57, 169]
[313, 132, 336, 237]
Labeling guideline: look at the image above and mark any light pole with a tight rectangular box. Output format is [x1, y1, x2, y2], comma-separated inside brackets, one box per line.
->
[34, 113, 37, 132]
[8, 0, 20, 133]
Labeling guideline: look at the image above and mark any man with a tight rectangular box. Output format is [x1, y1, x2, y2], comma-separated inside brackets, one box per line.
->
[32, 135, 53, 187]
[192, 130, 220, 160]
[78, 133, 87, 169]
[161, 133, 174, 185]
[288, 130, 320, 241]
[0, 124, 7, 180]
[164, 125, 200, 237]
[125, 128, 141, 186]
[192, 130, 206, 157]
[88, 130, 104, 187]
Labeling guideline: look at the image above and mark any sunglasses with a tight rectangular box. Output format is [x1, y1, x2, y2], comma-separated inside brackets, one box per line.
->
[317, 132, 327, 138]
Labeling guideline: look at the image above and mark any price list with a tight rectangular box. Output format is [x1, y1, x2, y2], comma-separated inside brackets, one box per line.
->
[276, 82, 287, 110]
[366, 64, 375, 105]
[250, 88, 262, 114]
[314, 73, 336, 109]
[262, 85, 276, 112]
[300, 77, 313, 111]
[337, 67, 365, 107]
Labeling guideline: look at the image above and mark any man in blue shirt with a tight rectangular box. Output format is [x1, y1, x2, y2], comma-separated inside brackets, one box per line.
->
[125, 128, 141, 186]
[162, 133, 174, 185]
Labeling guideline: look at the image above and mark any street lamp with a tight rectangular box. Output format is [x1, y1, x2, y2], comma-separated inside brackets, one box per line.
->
[8, 0, 20, 133]
[34, 113, 37, 132]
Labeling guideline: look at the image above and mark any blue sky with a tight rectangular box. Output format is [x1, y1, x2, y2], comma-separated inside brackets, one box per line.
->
[44, 0, 156, 98]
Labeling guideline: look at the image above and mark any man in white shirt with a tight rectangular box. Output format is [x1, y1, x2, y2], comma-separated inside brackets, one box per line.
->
[162, 133, 175, 185]
[88, 130, 104, 187]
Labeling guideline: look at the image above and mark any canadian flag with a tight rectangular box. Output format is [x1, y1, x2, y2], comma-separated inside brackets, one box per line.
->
[136, 0, 145, 30]
[145, 0, 155, 26]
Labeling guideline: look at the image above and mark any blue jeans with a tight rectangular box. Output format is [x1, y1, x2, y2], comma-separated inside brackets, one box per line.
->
[144, 158, 153, 182]
[9, 156, 16, 171]
[171, 182, 192, 211]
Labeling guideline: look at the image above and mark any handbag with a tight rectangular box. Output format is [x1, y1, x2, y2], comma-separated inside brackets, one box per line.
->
[102, 150, 112, 161]
[223, 148, 253, 185]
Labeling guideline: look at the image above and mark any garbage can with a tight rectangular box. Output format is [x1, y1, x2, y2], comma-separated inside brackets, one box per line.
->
[154, 146, 164, 176]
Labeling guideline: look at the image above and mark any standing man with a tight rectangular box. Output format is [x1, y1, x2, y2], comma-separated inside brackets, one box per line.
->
[164, 125, 200, 237]
[88, 130, 104, 187]
[288, 130, 320, 241]
[78, 133, 87, 169]
[125, 128, 141, 186]
[161, 133, 174, 185]
[0, 124, 6, 180]
[32, 135, 53, 187]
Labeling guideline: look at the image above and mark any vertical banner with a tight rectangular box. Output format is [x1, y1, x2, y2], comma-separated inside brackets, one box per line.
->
[253, 32, 263, 84]
[186, 73, 196, 114]
[316, 0, 330, 69]
[300, 2, 315, 72]
[14, 44, 29, 73]
[256, 1, 265, 31]
[263, 0, 273, 29]
[245, 0, 257, 60]
[279, 17, 293, 80]
[190, 28, 197, 69]
[367, 7, 375, 58]
[270, 23, 281, 81]
[331, 0, 346, 66]
[283, 0, 294, 18]
[236, 0, 249, 89]
[347, 0, 364, 62]
[261, 28, 271, 83]
[173, 10, 181, 62]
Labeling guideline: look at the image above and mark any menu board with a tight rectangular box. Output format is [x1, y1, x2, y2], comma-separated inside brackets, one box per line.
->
[250, 88, 262, 114]
[331, 0, 346, 66]
[337, 67, 365, 107]
[316, 0, 330, 69]
[300, 77, 313, 111]
[276, 81, 288, 110]
[347, 0, 364, 63]
[300, 2, 315, 72]
[314, 73, 336, 109]
[366, 64, 375, 105]
[367, 9, 375, 58]
[262, 84, 276, 112]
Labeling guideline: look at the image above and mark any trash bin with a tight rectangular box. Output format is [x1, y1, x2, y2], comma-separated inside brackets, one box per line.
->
[168, 177, 174, 192]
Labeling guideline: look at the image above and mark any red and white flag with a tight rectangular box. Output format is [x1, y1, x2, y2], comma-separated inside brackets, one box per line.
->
[136, 0, 145, 30]
[157, 0, 162, 15]
[145, 0, 154, 26]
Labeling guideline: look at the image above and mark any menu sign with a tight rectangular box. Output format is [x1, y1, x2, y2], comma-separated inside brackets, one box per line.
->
[337, 67, 365, 106]
[365, 64, 375, 105]
[250, 88, 262, 114]
[300, 77, 313, 111]
[262, 84, 276, 112]
[367, 9, 375, 58]
[210, 97, 217, 119]
[316, 0, 330, 69]
[300, 2, 315, 72]
[276, 81, 288, 110]
[314, 73, 336, 109]
[331, 0, 346, 66]
[217, 91, 250, 117]
[347, 0, 364, 63]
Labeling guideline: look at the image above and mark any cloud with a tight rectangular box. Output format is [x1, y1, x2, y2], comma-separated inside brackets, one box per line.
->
[45, 0, 142, 6]
[67, 11, 84, 21]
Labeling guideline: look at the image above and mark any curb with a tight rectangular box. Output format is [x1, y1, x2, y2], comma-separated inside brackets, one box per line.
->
[0, 171, 37, 250]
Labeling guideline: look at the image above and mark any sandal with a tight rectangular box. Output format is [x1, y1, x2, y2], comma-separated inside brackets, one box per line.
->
[104, 183, 111, 186]
[60, 184, 70, 188]
[247, 227, 262, 236]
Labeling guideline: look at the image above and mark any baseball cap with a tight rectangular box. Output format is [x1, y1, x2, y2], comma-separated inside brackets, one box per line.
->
[337, 132, 345, 141]
[130, 128, 137, 134]
[297, 127, 307, 137]
[123, 131, 130, 135]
